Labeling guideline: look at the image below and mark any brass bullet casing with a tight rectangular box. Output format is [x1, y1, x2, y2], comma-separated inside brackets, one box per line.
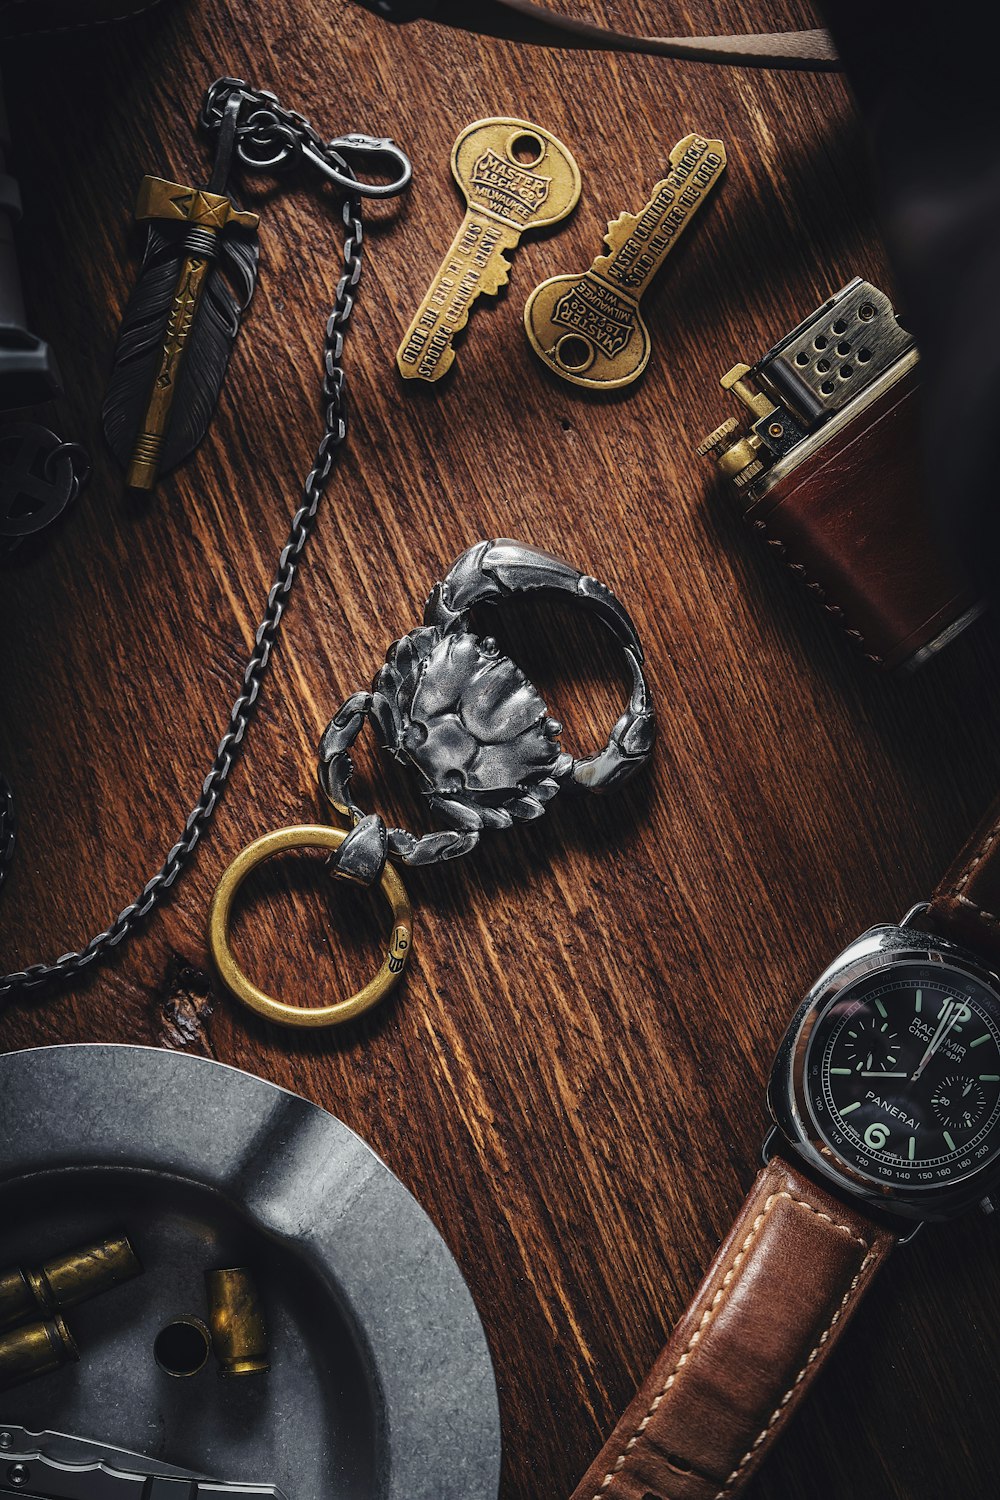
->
[0, 1267, 37, 1333]
[0, 1235, 142, 1333]
[205, 1268, 269, 1376]
[0, 1313, 79, 1391]
[153, 1317, 212, 1378]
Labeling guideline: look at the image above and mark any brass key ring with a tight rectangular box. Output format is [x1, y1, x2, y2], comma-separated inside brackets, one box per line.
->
[208, 825, 413, 1028]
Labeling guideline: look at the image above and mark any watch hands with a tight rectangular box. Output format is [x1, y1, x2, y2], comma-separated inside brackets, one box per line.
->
[859, 1071, 908, 1077]
[912, 1006, 964, 1082]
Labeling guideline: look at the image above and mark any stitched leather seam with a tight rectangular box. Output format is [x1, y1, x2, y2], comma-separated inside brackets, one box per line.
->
[588, 1185, 869, 1500]
[954, 893, 1000, 926]
[715, 1228, 883, 1496]
[750, 521, 884, 666]
[952, 816, 1000, 899]
[0, 0, 164, 39]
[938, 813, 1000, 928]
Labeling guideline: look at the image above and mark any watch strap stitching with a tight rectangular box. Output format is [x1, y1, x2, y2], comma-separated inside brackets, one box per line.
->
[928, 805, 1000, 953]
[947, 813, 1000, 919]
[587, 1179, 870, 1500]
[715, 1234, 886, 1496]
[953, 895, 1000, 925]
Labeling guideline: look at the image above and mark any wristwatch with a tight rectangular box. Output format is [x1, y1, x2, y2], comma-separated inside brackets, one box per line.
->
[570, 805, 1000, 1500]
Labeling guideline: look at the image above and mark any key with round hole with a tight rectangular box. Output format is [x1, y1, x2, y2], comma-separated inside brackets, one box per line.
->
[396, 117, 581, 383]
[523, 132, 726, 389]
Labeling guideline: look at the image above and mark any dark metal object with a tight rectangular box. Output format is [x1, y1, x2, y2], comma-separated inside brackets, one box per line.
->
[0, 1426, 286, 1497]
[0, 1236, 141, 1333]
[0, 1315, 77, 1393]
[0, 1044, 502, 1500]
[205, 1269, 269, 1377]
[319, 539, 655, 875]
[0, 426, 89, 552]
[0, 78, 60, 411]
[0, 81, 411, 1004]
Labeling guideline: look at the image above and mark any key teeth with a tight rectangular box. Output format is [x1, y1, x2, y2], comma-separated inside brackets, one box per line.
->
[604, 209, 640, 249]
[478, 251, 512, 297]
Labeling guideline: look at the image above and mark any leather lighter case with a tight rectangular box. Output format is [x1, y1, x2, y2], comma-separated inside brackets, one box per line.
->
[697, 278, 983, 669]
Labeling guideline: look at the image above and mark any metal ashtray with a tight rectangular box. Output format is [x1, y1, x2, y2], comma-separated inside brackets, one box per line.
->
[0, 1044, 501, 1500]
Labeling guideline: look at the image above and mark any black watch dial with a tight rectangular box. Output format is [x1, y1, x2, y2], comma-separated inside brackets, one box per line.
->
[806, 963, 1000, 1190]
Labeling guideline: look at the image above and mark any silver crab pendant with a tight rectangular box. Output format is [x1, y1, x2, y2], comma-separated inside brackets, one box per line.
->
[319, 539, 654, 878]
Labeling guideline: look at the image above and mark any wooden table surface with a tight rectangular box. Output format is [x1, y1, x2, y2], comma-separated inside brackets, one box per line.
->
[3, 4, 1000, 1497]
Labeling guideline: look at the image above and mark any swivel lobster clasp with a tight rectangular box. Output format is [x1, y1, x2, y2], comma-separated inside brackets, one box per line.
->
[199, 78, 413, 199]
[208, 539, 654, 1029]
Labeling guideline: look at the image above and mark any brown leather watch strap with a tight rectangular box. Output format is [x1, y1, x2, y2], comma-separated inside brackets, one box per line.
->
[927, 800, 1000, 967]
[570, 1155, 894, 1500]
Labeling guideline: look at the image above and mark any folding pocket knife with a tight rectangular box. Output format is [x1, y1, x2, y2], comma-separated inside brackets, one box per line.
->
[0, 1426, 286, 1499]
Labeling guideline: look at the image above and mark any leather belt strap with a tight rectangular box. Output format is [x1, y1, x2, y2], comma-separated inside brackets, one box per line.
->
[359, 1, 841, 72]
[570, 1154, 894, 1500]
[492, 1, 840, 70]
[927, 801, 1000, 967]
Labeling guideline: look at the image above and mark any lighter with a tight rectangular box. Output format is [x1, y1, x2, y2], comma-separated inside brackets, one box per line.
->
[696, 278, 983, 670]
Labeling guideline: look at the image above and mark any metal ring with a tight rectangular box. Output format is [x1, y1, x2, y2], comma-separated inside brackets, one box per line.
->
[208, 825, 412, 1028]
[236, 113, 301, 172]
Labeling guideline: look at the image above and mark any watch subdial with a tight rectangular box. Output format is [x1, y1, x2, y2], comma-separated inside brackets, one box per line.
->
[843, 1015, 900, 1075]
[931, 1076, 987, 1132]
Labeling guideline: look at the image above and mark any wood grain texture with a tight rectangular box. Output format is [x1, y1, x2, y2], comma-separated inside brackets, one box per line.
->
[2, 4, 1000, 1497]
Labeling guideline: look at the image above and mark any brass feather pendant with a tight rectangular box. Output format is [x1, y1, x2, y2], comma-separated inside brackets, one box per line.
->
[102, 95, 260, 491]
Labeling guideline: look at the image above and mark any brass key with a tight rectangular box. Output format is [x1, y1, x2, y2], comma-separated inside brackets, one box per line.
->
[396, 118, 581, 383]
[523, 133, 726, 390]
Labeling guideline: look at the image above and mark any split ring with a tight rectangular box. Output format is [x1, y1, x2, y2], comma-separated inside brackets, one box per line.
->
[208, 825, 412, 1028]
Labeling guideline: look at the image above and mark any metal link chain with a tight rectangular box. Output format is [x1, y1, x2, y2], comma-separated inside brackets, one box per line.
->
[0, 81, 374, 1002]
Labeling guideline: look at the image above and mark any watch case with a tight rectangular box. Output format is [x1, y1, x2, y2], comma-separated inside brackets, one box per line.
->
[767, 919, 1000, 1221]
